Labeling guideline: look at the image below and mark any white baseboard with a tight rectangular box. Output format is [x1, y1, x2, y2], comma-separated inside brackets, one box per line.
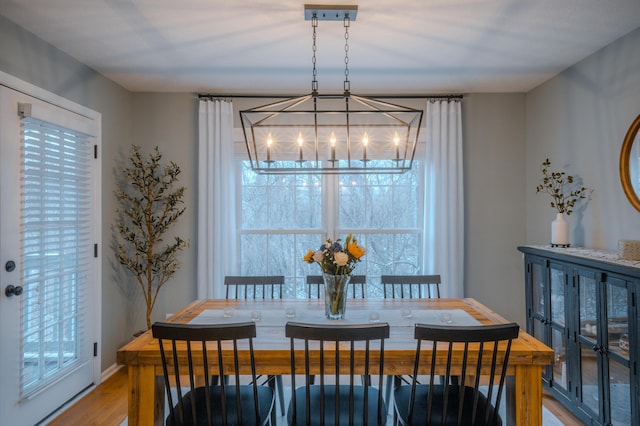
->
[101, 363, 125, 382]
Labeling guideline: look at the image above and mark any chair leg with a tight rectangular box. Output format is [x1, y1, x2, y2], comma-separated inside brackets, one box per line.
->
[267, 375, 278, 425]
[385, 375, 401, 419]
[274, 375, 285, 414]
[385, 375, 392, 406]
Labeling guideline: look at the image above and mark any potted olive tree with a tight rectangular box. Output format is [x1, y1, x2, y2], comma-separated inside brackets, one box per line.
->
[115, 145, 188, 329]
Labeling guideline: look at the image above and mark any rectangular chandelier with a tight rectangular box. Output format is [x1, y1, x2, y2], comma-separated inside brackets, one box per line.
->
[240, 93, 423, 174]
[239, 5, 424, 175]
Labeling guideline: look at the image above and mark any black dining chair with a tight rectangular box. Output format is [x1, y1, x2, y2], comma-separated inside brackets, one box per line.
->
[380, 274, 442, 406]
[286, 321, 390, 425]
[306, 274, 367, 299]
[152, 321, 275, 426]
[224, 275, 285, 299]
[224, 275, 286, 415]
[380, 274, 441, 299]
[393, 323, 520, 426]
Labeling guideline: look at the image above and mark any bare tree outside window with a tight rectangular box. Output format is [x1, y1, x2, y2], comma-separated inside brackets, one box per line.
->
[238, 161, 424, 297]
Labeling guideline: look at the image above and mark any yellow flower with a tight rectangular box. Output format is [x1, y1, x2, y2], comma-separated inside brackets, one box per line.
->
[303, 249, 315, 263]
[347, 241, 366, 259]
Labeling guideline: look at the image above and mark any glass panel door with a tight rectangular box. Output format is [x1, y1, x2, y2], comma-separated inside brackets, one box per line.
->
[531, 259, 544, 317]
[608, 355, 631, 425]
[549, 263, 569, 393]
[604, 277, 631, 425]
[0, 86, 100, 426]
[576, 270, 602, 421]
[550, 266, 566, 326]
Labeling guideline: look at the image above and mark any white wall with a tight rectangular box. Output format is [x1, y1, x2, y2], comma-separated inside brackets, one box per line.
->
[526, 27, 640, 250]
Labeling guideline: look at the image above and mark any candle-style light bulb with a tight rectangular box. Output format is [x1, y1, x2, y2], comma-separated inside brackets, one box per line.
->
[362, 133, 369, 161]
[329, 132, 336, 162]
[297, 133, 304, 162]
[393, 132, 400, 160]
[266, 133, 273, 162]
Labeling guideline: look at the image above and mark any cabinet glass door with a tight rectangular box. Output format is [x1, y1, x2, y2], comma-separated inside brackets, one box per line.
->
[550, 266, 566, 326]
[531, 259, 545, 317]
[604, 278, 631, 425]
[528, 258, 547, 343]
[576, 271, 602, 421]
[549, 263, 569, 393]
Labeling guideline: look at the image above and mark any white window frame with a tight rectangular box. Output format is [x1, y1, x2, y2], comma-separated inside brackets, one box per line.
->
[233, 139, 426, 297]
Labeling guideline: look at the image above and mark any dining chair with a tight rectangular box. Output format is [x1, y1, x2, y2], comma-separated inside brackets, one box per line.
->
[393, 323, 520, 426]
[380, 274, 441, 299]
[224, 275, 285, 299]
[285, 321, 390, 425]
[224, 275, 286, 415]
[306, 274, 367, 299]
[380, 274, 442, 407]
[151, 321, 275, 426]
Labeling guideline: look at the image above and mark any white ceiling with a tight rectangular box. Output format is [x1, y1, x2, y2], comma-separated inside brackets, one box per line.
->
[1, 0, 640, 94]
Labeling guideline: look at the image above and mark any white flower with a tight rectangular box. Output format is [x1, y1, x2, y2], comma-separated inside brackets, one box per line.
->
[313, 251, 325, 263]
[334, 251, 349, 266]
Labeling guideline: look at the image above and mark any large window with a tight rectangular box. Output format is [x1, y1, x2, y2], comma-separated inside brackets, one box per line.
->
[238, 161, 424, 297]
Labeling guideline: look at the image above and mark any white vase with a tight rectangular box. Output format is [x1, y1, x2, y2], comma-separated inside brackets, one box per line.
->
[551, 212, 569, 246]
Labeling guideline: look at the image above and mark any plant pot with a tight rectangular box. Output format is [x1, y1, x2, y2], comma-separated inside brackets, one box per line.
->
[323, 273, 349, 319]
[551, 212, 569, 246]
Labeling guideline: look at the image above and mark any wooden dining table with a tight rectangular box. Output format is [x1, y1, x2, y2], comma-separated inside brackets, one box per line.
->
[116, 298, 553, 426]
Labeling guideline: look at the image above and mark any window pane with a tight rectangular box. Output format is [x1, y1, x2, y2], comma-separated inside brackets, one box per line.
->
[20, 118, 93, 397]
[339, 165, 420, 229]
[295, 183, 322, 228]
[238, 160, 424, 297]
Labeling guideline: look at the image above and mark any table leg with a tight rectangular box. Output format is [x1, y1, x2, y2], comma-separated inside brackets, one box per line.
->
[508, 365, 543, 426]
[127, 365, 163, 426]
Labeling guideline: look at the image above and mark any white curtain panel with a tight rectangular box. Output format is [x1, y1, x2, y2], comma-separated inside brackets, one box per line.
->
[197, 99, 236, 298]
[422, 99, 464, 297]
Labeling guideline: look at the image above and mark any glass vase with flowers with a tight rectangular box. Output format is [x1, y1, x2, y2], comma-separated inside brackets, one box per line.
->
[304, 234, 366, 319]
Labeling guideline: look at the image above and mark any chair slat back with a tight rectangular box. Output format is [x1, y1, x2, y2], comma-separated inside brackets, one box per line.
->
[403, 323, 520, 426]
[152, 321, 266, 426]
[306, 274, 367, 299]
[306, 275, 324, 298]
[286, 322, 389, 425]
[225, 275, 284, 299]
[380, 274, 441, 299]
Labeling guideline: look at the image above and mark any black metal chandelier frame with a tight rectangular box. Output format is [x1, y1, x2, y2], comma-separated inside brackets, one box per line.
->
[240, 4, 424, 175]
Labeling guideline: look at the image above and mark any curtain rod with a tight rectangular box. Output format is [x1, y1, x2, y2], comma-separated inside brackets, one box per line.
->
[198, 93, 463, 100]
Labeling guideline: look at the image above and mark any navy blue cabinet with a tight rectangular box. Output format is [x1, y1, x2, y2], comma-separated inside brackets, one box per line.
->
[519, 246, 639, 426]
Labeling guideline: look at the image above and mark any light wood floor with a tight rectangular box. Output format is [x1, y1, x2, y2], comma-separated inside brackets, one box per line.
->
[46, 367, 128, 426]
[46, 366, 585, 425]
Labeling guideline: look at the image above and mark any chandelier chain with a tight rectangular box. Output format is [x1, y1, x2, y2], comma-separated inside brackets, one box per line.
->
[311, 14, 318, 94]
[343, 15, 350, 94]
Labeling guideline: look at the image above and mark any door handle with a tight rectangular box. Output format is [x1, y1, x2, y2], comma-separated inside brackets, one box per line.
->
[5, 285, 23, 297]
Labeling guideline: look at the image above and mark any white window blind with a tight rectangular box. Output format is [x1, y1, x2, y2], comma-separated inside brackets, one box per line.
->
[19, 116, 93, 398]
